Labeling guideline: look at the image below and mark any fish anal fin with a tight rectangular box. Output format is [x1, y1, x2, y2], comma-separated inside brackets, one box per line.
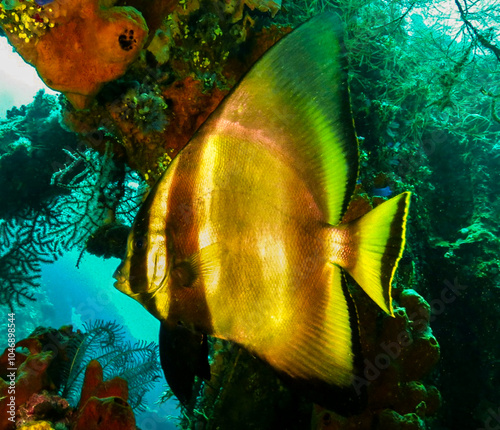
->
[254, 264, 358, 405]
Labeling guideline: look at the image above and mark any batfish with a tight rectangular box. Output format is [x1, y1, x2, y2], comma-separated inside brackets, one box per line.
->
[114, 12, 411, 412]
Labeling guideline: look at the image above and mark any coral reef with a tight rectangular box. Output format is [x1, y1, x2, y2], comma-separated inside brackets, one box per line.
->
[0, 324, 158, 429]
[0, 91, 77, 219]
[17, 392, 72, 428]
[0, 0, 149, 108]
[61, 0, 291, 177]
[0, 336, 55, 429]
[338, 1, 500, 427]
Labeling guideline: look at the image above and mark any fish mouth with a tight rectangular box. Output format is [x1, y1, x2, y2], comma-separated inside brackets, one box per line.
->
[113, 267, 124, 282]
[113, 278, 142, 299]
[113, 278, 129, 294]
[113, 266, 130, 294]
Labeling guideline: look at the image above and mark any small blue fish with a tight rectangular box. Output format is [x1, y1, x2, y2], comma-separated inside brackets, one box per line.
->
[372, 185, 393, 197]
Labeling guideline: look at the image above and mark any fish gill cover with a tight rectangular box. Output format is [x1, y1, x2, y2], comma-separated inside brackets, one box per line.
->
[0, 0, 499, 429]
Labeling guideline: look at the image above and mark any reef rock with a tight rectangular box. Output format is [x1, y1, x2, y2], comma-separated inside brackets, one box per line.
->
[0, 338, 55, 430]
[17, 391, 72, 428]
[0, 327, 137, 429]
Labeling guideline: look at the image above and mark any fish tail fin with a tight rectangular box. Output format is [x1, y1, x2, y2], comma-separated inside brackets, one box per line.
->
[332, 192, 411, 315]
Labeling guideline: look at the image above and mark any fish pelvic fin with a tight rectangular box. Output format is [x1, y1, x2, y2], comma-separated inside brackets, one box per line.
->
[329, 192, 411, 315]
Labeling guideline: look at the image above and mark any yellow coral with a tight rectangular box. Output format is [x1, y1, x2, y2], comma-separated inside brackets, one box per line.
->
[157, 152, 173, 174]
[18, 421, 55, 430]
[0, 0, 52, 43]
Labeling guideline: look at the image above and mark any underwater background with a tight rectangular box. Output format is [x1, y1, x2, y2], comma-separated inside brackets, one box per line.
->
[0, 0, 499, 429]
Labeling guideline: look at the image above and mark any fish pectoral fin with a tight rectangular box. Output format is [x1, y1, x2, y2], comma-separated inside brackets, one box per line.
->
[159, 322, 211, 405]
[171, 243, 227, 288]
[171, 261, 197, 288]
[188, 242, 228, 279]
[255, 264, 364, 412]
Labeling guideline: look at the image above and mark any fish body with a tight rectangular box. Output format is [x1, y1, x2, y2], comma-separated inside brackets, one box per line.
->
[114, 13, 410, 409]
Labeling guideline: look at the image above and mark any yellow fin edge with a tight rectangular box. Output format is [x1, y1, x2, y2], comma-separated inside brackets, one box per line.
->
[345, 192, 411, 315]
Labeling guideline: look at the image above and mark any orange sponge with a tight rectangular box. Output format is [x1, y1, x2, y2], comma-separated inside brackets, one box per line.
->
[4, 0, 148, 109]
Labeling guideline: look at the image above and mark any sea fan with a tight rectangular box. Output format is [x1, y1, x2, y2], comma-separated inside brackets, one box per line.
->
[0, 209, 58, 310]
[59, 320, 161, 410]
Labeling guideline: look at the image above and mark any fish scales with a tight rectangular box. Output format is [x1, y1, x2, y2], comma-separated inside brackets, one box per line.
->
[165, 129, 328, 346]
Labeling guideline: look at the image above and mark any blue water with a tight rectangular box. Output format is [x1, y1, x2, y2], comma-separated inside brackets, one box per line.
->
[39, 251, 158, 342]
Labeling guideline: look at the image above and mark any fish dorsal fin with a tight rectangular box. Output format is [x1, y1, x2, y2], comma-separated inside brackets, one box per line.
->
[197, 13, 358, 225]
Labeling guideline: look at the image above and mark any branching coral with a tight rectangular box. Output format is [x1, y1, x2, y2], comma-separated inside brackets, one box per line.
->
[48, 144, 147, 260]
[0, 213, 52, 309]
[0, 144, 145, 309]
[454, 0, 500, 61]
[49, 146, 127, 249]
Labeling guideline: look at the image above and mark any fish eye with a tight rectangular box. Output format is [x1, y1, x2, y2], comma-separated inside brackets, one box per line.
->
[134, 237, 147, 251]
